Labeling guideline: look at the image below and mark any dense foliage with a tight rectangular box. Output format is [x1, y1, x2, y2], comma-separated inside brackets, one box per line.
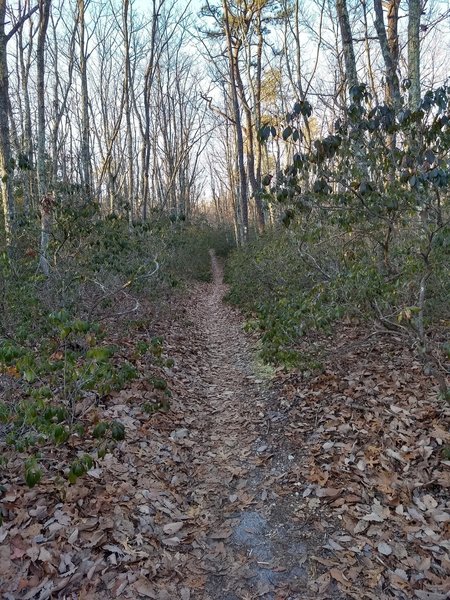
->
[227, 86, 450, 392]
[0, 208, 232, 490]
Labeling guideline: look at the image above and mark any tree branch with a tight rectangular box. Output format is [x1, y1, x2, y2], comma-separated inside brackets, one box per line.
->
[7, 5, 39, 42]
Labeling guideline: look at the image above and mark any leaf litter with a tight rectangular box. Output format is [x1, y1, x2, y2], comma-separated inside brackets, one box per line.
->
[0, 254, 448, 599]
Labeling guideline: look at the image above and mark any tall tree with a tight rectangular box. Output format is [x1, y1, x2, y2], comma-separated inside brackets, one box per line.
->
[49, 2, 76, 188]
[408, 0, 421, 109]
[122, 0, 134, 225]
[373, 0, 401, 107]
[139, 0, 164, 220]
[0, 0, 15, 249]
[16, 1, 36, 213]
[77, 0, 91, 199]
[37, 0, 51, 275]
[336, 0, 358, 94]
[222, 0, 248, 243]
[0, 2, 38, 251]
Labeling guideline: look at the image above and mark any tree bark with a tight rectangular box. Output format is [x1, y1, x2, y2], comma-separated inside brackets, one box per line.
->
[408, 0, 421, 109]
[37, 0, 50, 199]
[78, 0, 91, 200]
[123, 0, 134, 226]
[336, 0, 358, 94]
[223, 0, 248, 244]
[37, 0, 51, 275]
[373, 0, 401, 108]
[0, 0, 15, 251]
[17, 6, 35, 213]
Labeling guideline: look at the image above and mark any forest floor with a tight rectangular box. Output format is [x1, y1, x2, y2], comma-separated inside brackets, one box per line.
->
[1, 253, 449, 600]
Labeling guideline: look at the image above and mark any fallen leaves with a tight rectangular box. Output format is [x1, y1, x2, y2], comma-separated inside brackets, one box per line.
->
[0, 267, 272, 599]
[162, 522, 184, 535]
[377, 542, 393, 556]
[133, 578, 157, 598]
[271, 324, 450, 599]
[1, 266, 448, 600]
[362, 501, 391, 522]
[315, 487, 342, 499]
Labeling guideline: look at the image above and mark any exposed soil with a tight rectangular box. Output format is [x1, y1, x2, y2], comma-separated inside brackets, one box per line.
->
[1, 252, 448, 600]
[165, 251, 323, 599]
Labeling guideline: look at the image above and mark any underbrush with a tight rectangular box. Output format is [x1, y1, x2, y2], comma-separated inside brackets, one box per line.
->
[164, 220, 234, 283]
[0, 206, 232, 496]
[225, 224, 449, 372]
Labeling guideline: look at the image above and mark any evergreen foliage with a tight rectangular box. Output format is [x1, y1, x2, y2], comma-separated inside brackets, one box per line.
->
[226, 87, 450, 386]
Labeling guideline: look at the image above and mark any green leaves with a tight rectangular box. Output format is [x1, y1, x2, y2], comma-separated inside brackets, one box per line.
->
[282, 126, 293, 141]
[1, 208, 223, 501]
[111, 421, 125, 441]
[349, 83, 371, 104]
[313, 178, 331, 194]
[92, 419, 125, 443]
[357, 181, 374, 195]
[49, 309, 71, 325]
[281, 209, 295, 228]
[257, 124, 276, 143]
[292, 100, 312, 118]
[281, 125, 303, 142]
[93, 422, 109, 439]
[282, 125, 292, 141]
[86, 346, 113, 362]
[68, 454, 94, 484]
[24, 458, 42, 488]
[0, 341, 25, 364]
[149, 377, 167, 391]
[72, 319, 91, 333]
[53, 425, 69, 445]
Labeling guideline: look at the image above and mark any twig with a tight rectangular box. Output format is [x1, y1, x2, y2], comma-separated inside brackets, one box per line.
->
[370, 299, 410, 335]
[87, 259, 159, 321]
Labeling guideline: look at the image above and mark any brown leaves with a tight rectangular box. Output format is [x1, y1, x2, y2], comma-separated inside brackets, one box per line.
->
[1, 275, 448, 600]
[377, 542, 393, 556]
[133, 578, 157, 598]
[270, 324, 450, 599]
[162, 522, 184, 535]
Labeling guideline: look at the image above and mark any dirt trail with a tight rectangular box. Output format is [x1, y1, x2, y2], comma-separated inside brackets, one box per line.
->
[2, 253, 448, 600]
[165, 252, 314, 599]
[0, 253, 328, 600]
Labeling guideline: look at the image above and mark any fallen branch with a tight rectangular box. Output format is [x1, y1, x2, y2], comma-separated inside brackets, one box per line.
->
[87, 259, 160, 321]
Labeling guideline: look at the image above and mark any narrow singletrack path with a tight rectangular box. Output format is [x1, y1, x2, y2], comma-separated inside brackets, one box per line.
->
[2, 255, 447, 600]
[0, 252, 321, 600]
[161, 252, 314, 599]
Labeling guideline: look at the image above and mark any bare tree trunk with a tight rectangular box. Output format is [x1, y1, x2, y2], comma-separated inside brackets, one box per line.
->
[254, 14, 263, 191]
[17, 6, 35, 214]
[223, 0, 248, 243]
[50, 10, 76, 187]
[361, 0, 378, 103]
[78, 0, 91, 200]
[336, 0, 358, 94]
[140, 0, 160, 220]
[373, 0, 401, 108]
[0, 0, 15, 251]
[123, 0, 134, 226]
[239, 11, 265, 232]
[408, 0, 421, 109]
[37, 0, 52, 275]
[37, 0, 50, 199]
